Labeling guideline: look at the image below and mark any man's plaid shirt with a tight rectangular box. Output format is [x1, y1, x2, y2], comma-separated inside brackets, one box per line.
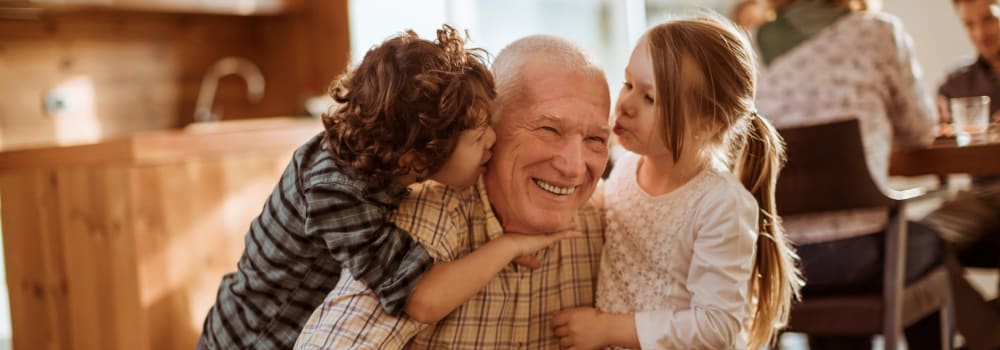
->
[200, 133, 434, 349]
[295, 178, 606, 350]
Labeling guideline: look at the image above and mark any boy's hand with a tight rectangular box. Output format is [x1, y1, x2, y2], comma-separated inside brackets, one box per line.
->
[501, 231, 582, 269]
[512, 254, 541, 269]
[551, 307, 607, 350]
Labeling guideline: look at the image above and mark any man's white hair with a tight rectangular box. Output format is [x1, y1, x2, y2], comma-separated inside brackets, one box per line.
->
[491, 35, 606, 121]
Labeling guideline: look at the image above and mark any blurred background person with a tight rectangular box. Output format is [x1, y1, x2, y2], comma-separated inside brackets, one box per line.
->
[927, 0, 1000, 273]
[731, 0, 770, 33]
[937, 0, 1000, 123]
[923, 0, 1000, 345]
[754, 0, 943, 349]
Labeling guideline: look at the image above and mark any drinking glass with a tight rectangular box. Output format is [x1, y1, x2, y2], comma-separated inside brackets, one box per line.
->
[949, 96, 990, 146]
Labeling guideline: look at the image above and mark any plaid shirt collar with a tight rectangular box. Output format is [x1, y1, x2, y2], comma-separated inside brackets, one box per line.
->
[475, 176, 505, 242]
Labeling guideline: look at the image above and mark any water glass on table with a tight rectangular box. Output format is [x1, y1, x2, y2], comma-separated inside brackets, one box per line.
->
[949, 96, 990, 146]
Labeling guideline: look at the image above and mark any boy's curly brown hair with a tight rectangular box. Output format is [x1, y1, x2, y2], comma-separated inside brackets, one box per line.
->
[322, 25, 495, 188]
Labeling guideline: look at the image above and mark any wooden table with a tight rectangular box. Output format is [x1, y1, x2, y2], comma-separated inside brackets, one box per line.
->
[890, 139, 1000, 177]
[890, 138, 1000, 350]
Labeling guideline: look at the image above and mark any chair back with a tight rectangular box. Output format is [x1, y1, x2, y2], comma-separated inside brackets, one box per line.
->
[776, 118, 894, 216]
[776, 118, 953, 350]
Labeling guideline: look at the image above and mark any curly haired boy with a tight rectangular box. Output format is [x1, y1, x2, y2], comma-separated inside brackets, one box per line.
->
[199, 25, 572, 350]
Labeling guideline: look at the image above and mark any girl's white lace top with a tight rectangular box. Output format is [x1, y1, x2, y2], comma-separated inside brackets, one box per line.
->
[597, 153, 758, 350]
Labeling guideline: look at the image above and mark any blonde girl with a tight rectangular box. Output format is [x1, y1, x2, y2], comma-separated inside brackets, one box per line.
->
[551, 14, 802, 350]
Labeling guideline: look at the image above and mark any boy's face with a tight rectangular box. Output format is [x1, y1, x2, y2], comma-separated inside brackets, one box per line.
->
[958, 0, 1000, 60]
[428, 125, 496, 188]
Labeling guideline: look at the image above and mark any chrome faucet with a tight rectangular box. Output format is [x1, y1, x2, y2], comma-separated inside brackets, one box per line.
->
[194, 57, 265, 123]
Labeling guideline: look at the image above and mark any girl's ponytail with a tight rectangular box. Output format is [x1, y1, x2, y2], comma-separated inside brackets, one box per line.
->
[738, 112, 803, 349]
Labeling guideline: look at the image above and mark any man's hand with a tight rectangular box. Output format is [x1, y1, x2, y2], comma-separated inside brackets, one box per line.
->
[937, 94, 951, 124]
[501, 231, 581, 269]
[551, 307, 607, 350]
[937, 95, 954, 137]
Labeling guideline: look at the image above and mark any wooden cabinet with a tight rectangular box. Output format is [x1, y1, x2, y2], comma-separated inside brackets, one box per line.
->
[0, 118, 322, 350]
[0, 0, 349, 150]
[25, 0, 304, 14]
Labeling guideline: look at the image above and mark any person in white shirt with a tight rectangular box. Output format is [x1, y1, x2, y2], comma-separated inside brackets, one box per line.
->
[550, 14, 802, 350]
[755, 0, 945, 348]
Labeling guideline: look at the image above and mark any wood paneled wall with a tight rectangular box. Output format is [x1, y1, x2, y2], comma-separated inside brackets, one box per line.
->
[0, 1, 349, 150]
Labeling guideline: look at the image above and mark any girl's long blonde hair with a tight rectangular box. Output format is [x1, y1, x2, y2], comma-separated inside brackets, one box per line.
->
[645, 14, 803, 349]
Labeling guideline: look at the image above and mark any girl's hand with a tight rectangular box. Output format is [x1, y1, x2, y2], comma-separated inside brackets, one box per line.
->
[501, 231, 582, 269]
[551, 307, 607, 350]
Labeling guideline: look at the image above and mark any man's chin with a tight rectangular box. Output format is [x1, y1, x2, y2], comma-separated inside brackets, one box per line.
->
[529, 213, 577, 233]
[501, 212, 572, 234]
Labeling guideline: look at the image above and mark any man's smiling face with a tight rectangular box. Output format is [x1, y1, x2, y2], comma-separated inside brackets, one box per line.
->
[484, 59, 610, 233]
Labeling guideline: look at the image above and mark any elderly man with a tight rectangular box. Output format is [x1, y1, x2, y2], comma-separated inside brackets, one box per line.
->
[294, 35, 612, 350]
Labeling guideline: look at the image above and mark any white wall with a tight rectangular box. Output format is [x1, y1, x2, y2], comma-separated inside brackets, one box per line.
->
[346, 0, 973, 103]
[882, 0, 976, 94]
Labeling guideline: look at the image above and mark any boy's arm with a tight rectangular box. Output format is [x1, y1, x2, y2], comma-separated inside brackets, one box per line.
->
[305, 184, 434, 316]
[295, 271, 428, 350]
[405, 231, 580, 323]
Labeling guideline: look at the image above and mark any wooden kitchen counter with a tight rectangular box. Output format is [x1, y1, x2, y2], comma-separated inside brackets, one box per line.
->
[0, 117, 323, 170]
[0, 117, 322, 350]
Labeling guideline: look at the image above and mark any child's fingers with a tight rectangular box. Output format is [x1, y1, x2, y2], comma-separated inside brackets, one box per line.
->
[513, 254, 540, 268]
[552, 229, 583, 237]
[554, 230, 583, 239]
[558, 336, 575, 348]
[551, 310, 568, 326]
[541, 230, 582, 247]
[527, 231, 581, 251]
[553, 325, 571, 337]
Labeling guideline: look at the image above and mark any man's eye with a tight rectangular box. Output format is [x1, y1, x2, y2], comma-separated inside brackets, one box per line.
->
[541, 126, 559, 134]
[587, 136, 607, 144]
[623, 82, 633, 90]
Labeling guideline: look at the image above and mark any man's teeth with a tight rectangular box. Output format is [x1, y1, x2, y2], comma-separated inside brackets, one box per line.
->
[533, 179, 577, 195]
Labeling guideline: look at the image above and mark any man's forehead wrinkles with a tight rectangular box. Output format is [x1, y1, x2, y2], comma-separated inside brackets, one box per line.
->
[528, 112, 609, 134]
[539, 114, 563, 122]
[593, 123, 611, 133]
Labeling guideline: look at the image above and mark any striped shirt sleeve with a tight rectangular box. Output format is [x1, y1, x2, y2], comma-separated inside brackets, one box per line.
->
[294, 271, 429, 350]
[305, 180, 434, 315]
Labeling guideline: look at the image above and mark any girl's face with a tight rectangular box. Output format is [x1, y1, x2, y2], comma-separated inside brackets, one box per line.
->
[429, 124, 496, 188]
[613, 39, 669, 157]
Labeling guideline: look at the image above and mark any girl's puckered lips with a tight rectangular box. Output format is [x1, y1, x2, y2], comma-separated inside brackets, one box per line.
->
[613, 123, 626, 135]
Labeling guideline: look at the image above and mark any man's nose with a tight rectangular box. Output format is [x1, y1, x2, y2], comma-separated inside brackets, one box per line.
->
[554, 137, 586, 179]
